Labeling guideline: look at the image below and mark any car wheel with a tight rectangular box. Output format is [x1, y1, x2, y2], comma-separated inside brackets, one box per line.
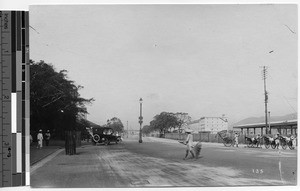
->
[104, 138, 109, 145]
[93, 134, 100, 143]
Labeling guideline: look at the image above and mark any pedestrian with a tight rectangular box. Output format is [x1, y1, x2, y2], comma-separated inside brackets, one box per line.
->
[30, 134, 33, 146]
[255, 134, 261, 147]
[37, 129, 43, 149]
[275, 133, 280, 149]
[234, 132, 239, 147]
[193, 141, 202, 159]
[45, 130, 51, 146]
[183, 128, 195, 160]
[233, 132, 239, 147]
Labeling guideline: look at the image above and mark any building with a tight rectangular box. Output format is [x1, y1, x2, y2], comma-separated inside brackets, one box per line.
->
[127, 129, 140, 135]
[188, 116, 229, 134]
[233, 119, 297, 136]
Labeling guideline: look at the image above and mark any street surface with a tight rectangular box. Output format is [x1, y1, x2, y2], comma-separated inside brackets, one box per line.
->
[30, 136, 297, 188]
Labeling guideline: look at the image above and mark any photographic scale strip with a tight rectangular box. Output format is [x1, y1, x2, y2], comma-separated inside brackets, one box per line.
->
[0, 11, 30, 187]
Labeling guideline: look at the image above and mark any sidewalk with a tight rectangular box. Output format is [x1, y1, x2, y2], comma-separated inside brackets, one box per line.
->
[31, 140, 94, 165]
[30, 140, 64, 165]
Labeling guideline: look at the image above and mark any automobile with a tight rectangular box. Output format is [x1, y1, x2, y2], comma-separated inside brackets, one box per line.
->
[91, 127, 122, 145]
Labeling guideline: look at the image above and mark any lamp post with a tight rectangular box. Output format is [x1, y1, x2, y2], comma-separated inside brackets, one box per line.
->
[139, 98, 143, 143]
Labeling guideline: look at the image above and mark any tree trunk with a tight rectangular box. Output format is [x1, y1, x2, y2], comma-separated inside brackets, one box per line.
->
[65, 131, 77, 155]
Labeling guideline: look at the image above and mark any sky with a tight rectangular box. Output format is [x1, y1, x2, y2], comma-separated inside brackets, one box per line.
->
[29, 4, 297, 130]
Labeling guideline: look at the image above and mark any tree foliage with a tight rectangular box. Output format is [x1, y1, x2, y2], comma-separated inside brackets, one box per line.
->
[174, 112, 192, 132]
[30, 60, 94, 139]
[142, 125, 152, 135]
[107, 117, 124, 133]
[146, 112, 191, 135]
[149, 112, 180, 134]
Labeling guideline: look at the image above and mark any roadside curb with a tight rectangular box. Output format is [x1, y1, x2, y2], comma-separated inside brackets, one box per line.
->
[30, 147, 63, 166]
[31, 149, 64, 174]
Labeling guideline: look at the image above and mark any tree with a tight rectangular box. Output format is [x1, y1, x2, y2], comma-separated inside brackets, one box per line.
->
[174, 112, 192, 132]
[107, 117, 124, 133]
[142, 125, 152, 135]
[30, 60, 94, 139]
[149, 112, 179, 135]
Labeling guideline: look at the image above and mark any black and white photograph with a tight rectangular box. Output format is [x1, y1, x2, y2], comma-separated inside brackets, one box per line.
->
[26, 3, 297, 189]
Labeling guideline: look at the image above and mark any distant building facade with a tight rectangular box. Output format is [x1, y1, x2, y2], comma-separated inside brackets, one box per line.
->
[188, 116, 229, 134]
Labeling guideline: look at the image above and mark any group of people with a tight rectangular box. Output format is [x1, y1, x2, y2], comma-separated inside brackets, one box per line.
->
[234, 132, 287, 149]
[30, 129, 51, 149]
[234, 132, 262, 147]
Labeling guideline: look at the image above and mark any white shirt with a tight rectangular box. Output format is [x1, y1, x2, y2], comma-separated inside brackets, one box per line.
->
[37, 133, 43, 141]
[185, 134, 193, 146]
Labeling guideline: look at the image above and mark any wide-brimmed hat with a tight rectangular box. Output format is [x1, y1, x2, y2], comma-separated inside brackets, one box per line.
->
[184, 128, 193, 133]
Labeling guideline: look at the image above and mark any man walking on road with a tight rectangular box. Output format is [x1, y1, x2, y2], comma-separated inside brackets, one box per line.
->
[183, 129, 195, 160]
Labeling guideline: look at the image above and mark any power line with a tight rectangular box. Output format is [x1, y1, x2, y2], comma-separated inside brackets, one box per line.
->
[266, 70, 297, 114]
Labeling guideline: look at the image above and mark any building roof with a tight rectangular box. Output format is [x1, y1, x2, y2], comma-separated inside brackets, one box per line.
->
[188, 119, 200, 124]
[233, 119, 297, 129]
[188, 117, 228, 124]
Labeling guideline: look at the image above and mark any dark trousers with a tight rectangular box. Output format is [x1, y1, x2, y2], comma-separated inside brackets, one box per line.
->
[45, 139, 50, 146]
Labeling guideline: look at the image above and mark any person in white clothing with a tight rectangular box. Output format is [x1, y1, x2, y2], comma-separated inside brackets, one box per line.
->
[183, 129, 195, 160]
[234, 132, 239, 147]
[37, 129, 43, 149]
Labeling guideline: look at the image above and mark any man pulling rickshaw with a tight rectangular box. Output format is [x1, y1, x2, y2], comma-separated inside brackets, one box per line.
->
[179, 128, 202, 160]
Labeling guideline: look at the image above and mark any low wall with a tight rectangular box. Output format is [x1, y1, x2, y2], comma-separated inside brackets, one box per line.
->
[164, 133, 244, 144]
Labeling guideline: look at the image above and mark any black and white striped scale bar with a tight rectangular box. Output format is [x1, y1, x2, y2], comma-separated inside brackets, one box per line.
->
[0, 11, 30, 187]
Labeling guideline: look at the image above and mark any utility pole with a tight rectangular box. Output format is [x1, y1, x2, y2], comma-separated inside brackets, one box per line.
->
[139, 98, 143, 143]
[268, 111, 271, 134]
[127, 121, 128, 138]
[262, 66, 269, 134]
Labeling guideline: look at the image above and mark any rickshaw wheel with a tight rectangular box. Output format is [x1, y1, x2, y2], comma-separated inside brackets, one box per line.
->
[265, 143, 270, 149]
[281, 142, 287, 150]
[246, 141, 252, 147]
[288, 144, 295, 150]
[224, 141, 232, 147]
[271, 143, 276, 149]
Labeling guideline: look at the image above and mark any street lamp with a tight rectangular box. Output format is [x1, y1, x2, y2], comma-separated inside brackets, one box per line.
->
[139, 98, 143, 143]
